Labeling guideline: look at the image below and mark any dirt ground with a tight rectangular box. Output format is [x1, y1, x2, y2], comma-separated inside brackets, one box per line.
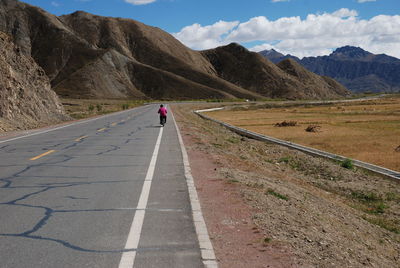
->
[172, 103, 400, 268]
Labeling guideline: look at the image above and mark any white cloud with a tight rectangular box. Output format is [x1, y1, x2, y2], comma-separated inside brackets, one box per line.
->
[358, 0, 377, 3]
[173, 9, 400, 58]
[172, 21, 240, 50]
[271, 0, 290, 2]
[332, 8, 358, 17]
[125, 0, 156, 5]
[51, 1, 60, 7]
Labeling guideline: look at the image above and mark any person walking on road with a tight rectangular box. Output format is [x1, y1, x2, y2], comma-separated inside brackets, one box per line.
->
[158, 104, 167, 126]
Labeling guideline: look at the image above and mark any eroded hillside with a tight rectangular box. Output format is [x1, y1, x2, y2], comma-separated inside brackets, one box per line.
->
[0, 31, 67, 131]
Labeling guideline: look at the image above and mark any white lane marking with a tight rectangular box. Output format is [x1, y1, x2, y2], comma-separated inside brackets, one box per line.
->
[171, 108, 218, 268]
[170, 107, 218, 268]
[118, 127, 163, 268]
[0, 106, 148, 145]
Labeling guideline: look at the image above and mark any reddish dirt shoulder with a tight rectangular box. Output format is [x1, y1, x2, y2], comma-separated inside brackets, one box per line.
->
[173, 105, 299, 268]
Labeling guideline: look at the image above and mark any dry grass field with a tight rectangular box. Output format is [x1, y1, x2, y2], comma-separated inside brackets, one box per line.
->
[206, 96, 400, 172]
[60, 98, 145, 119]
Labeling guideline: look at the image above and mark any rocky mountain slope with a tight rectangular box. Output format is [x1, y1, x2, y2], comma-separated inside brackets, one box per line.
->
[0, 0, 350, 101]
[0, 31, 67, 131]
[261, 46, 400, 93]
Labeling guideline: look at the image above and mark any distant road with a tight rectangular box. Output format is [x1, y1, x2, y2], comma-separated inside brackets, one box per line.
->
[0, 105, 203, 268]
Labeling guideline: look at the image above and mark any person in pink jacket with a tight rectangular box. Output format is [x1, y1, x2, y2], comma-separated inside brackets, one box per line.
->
[158, 104, 167, 126]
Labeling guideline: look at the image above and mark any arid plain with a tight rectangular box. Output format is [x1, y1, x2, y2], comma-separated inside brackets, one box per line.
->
[206, 95, 400, 172]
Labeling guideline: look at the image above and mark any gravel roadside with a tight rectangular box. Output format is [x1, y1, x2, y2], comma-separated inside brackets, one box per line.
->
[172, 103, 400, 268]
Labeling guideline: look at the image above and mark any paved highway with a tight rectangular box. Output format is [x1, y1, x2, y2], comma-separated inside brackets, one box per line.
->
[0, 104, 204, 268]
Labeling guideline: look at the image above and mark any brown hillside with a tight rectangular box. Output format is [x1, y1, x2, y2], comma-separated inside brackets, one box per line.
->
[0, 0, 348, 100]
[277, 58, 349, 98]
[58, 11, 264, 99]
[203, 44, 350, 99]
[0, 31, 67, 131]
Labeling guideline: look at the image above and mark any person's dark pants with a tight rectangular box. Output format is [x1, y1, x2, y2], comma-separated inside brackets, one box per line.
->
[160, 115, 167, 124]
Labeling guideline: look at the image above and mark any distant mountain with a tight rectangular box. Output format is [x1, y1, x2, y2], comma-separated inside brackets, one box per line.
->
[259, 49, 300, 64]
[0, 0, 349, 101]
[260, 46, 400, 93]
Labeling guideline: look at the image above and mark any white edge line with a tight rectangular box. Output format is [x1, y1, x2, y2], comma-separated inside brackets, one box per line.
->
[170, 107, 219, 268]
[195, 108, 224, 113]
[118, 127, 163, 268]
[0, 106, 147, 145]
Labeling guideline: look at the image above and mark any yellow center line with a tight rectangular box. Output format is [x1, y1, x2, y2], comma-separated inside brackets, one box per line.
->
[75, 135, 88, 142]
[30, 150, 56, 161]
[97, 128, 107, 132]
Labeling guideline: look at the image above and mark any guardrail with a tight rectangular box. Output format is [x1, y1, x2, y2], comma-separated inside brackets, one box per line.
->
[195, 108, 400, 181]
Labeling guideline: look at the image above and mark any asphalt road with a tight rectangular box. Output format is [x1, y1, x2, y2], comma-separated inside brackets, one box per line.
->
[0, 104, 203, 268]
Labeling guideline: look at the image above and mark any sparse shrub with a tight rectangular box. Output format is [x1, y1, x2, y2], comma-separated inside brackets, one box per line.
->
[305, 125, 321, 132]
[351, 191, 381, 202]
[266, 188, 289, 201]
[88, 104, 94, 112]
[227, 137, 240, 143]
[277, 156, 302, 170]
[96, 104, 102, 111]
[371, 202, 387, 214]
[122, 103, 129, 110]
[247, 182, 264, 189]
[351, 190, 388, 214]
[263, 237, 272, 245]
[364, 216, 400, 234]
[279, 156, 291, 163]
[275, 121, 297, 127]
[212, 143, 222, 148]
[341, 158, 354, 169]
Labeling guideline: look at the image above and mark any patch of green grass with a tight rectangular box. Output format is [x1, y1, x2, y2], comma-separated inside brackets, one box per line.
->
[227, 179, 240, 184]
[351, 191, 381, 202]
[266, 188, 289, 201]
[278, 156, 291, 163]
[278, 156, 302, 170]
[263, 237, 272, 245]
[247, 182, 265, 189]
[226, 136, 240, 143]
[211, 143, 223, 148]
[340, 158, 354, 169]
[351, 190, 388, 214]
[363, 216, 400, 234]
[369, 202, 388, 214]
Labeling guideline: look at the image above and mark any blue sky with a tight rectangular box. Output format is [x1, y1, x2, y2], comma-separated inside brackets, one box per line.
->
[21, 0, 400, 58]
